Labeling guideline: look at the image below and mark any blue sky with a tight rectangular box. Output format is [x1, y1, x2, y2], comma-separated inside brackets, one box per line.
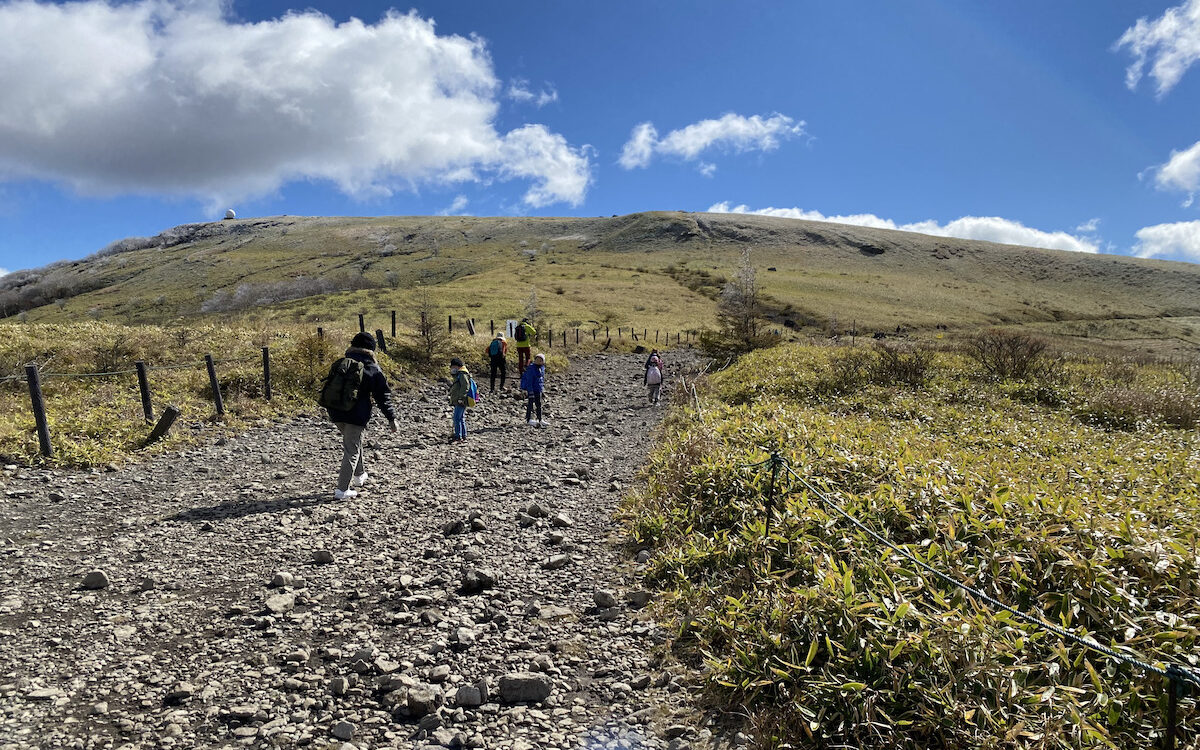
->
[2, 0, 1200, 275]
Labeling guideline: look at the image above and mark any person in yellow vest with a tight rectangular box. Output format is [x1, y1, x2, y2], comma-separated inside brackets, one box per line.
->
[514, 318, 536, 372]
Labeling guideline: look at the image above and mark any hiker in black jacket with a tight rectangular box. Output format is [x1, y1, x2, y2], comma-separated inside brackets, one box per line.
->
[325, 332, 398, 499]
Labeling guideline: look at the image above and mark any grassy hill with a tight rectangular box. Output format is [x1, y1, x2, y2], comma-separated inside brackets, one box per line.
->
[4, 211, 1200, 355]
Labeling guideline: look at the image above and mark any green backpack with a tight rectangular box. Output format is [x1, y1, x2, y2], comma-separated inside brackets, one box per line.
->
[318, 357, 366, 412]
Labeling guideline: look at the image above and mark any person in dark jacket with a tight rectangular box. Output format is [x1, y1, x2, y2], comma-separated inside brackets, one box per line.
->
[327, 332, 398, 499]
[448, 357, 473, 443]
[486, 333, 508, 392]
[520, 352, 546, 426]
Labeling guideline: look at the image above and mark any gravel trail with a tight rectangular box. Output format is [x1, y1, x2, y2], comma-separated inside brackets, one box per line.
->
[0, 353, 720, 750]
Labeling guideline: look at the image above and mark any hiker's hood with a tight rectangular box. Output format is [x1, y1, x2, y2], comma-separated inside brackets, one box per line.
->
[346, 347, 376, 361]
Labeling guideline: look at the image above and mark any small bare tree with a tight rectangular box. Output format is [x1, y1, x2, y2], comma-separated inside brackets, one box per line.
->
[717, 247, 763, 340]
[415, 287, 450, 362]
[524, 288, 545, 329]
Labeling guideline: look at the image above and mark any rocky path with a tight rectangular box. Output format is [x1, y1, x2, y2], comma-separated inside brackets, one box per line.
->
[0, 354, 723, 750]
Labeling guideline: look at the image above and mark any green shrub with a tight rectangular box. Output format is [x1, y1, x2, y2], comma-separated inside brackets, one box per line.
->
[624, 342, 1200, 749]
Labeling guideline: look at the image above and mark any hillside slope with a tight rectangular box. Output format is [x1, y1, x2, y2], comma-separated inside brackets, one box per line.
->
[4, 212, 1200, 352]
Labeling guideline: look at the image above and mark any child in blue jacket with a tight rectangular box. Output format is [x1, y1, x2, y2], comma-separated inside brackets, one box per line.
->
[520, 352, 546, 427]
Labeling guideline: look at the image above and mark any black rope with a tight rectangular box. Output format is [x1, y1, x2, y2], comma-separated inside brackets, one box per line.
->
[43, 368, 139, 378]
[770, 459, 1200, 689]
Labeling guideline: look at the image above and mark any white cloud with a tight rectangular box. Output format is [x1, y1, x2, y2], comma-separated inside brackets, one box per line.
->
[618, 122, 659, 169]
[0, 1, 591, 208]
[437, 194, 470, 216]
[698, 162, 717, 177]
[0, 268, 8, 277]
[507, 79, 558, 107]
[618, 113, 804, 169]
[1151, 140, 1200, 207]
[707, 202, 1101, 254]
[1133, 220, 1200, 260]
[1075, 218, 1101, 234]
[1115, 0, 1200, 97]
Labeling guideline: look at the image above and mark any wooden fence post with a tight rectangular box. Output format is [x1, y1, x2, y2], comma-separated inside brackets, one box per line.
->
[593, 329, 597, 341]
[563, 330, 567, 348]
[317, 327, 324, 341]
[358, 314, 365, 333]
[391, 310, 397, 338]
[467, 319, 476, 336]
[25, 365, 52, 458]
[135, 361, 154, 422]
[656, 330, 659, 343]
[448, 315, 453, 332]
[575, 328, 579, 344]
[143, 405, 180, 447]
[204, 354, 225, 416]
[644, 328, 647, 340]
[262, 347, 272, 401]
[490, 319, 495, 335]
[375, 329, 388, 355]
[548, 327, 553, 348]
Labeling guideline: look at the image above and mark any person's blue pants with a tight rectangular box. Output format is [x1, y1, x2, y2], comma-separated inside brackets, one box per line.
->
[453, 405, 467, 439]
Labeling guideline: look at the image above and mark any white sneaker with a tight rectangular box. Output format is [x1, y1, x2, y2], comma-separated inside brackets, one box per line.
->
[334, 488, 358, 500]
[353, 472, 369, 487]
[537, 420, 547, 428]
[528, 419, 537, 426]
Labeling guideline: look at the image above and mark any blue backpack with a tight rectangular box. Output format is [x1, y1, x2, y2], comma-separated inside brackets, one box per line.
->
[466, 375, 480, 408]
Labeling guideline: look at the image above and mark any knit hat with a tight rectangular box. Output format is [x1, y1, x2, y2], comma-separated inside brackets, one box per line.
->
[534, 353, 545, 362]
[351, 332, 377, 351]
[450, 357, 464, 367]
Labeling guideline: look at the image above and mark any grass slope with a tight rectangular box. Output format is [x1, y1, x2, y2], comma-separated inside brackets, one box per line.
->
[5, 212, 1200, 355]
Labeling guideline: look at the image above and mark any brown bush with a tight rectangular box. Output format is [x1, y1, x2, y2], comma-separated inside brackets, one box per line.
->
[870, 342, 932, 387]
[963, 329, 1049, 380]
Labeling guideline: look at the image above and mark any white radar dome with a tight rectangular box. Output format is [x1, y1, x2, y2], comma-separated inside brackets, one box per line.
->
[224, 208, 236, 220]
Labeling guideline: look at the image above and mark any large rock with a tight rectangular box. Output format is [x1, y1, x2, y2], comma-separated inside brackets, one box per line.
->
[265, 593, 295, 614]
[164, 682, 195, 705]
[331, 720, 355, 740]
[453, 684, 483, 707]
[460, 568, 497, 594]
[407, 685, 443, 717]
[498, 672, 552, 703]
[593, 589, 618, 609]
[81, 570, 109, 590]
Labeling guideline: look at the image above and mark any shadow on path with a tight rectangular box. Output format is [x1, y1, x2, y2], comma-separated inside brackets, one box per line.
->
[166, 493, 330, 523]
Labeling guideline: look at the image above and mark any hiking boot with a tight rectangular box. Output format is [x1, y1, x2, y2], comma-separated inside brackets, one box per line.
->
[334, 488, 358, 500]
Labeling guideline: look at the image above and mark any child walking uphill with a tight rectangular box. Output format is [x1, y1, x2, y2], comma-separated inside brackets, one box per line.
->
[520, 352, 546, 427]
[319, 332, 398, 500]
[448, 357, 476, 443]
[645, 350, 664, 404]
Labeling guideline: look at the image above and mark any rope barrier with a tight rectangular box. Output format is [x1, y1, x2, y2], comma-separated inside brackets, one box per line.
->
[43, 368, 140, 378]
[743, 455, 1200, 689]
